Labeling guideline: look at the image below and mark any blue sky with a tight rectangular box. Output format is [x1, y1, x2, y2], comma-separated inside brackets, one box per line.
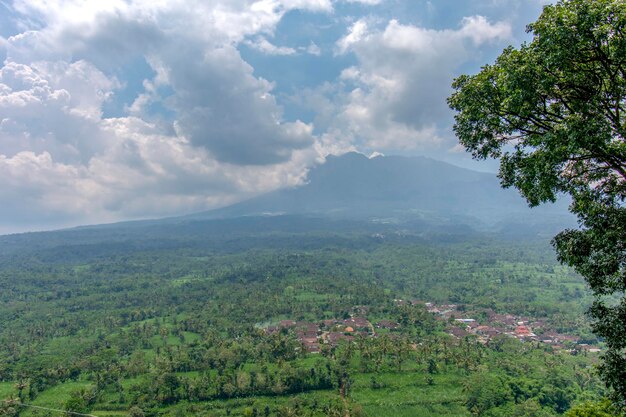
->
[0, 0, 550, 233]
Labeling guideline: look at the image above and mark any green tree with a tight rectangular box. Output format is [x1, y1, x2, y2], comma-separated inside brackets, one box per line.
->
[0, 398, 20, 417]
[127, 406, 146, 417]
[64, 389, 90, 415]
[484, 399, 555, 417]
[464, 373, 513, 415]
[565, 399, 618, 417]
[448, 0, 626, 408]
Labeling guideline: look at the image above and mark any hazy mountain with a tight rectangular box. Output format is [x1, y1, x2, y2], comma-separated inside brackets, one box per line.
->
[0, 153, 575, 258]
[188, 152, 572, 231]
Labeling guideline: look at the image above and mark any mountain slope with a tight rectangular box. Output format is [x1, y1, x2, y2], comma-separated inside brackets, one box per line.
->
[0, 153, 574, 258]
[190, 152, 571, 229]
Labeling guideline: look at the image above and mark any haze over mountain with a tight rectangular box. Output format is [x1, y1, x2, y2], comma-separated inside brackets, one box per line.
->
[0, 152, 581, 275]
[189, 152, 572, 230]
[1, 153, 574, 244]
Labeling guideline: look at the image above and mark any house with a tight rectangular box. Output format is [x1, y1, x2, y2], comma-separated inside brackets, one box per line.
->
[467, 321, 480, 330]
[305, 343, 320, 353]
[296, 330, 318, 340]
[321, 319, 339, 329]
[301, 338, 320, 353]
[265, 326, 279, 334]
[376, 320, 400, 330]
[578, 344, 602, 353]
[488, 312, 518, 327]
[343, 317, 370, 330]
[448, 327, 470, 338]
[483, 328, 502, 338]
[295, 321, 319, 333]
[541, 332, 579, 344]
[326, 332, 354, 346]
[474, 325, 501, 338]
[514, 325, 536, 338]
[279, 320, 296, 328]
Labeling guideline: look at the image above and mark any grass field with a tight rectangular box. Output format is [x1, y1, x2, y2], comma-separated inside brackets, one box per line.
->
[351, 371, 469, 417]
[0, 382, 15, 399]
[21, 381, 92, 417]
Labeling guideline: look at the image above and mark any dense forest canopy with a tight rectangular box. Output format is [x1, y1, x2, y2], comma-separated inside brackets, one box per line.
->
[0, 221, 617, 416]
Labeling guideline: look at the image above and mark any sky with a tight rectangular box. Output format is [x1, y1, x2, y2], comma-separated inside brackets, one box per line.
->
[0, 0, 551, 234]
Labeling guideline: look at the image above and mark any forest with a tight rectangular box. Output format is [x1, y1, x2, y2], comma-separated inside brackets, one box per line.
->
[0, 225, 615, 416]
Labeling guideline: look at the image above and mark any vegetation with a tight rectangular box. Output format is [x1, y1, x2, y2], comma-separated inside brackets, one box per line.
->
[448, 0, 626, 408]
[0, 226, 615, 416]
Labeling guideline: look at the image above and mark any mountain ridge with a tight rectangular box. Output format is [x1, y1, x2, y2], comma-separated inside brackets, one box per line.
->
[0, 152, 574, 253]
[185, 152, 571, 229]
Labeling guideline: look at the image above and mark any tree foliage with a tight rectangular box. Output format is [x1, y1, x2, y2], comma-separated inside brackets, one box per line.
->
[448, 0, 626, 409]
[0, 221, 611, 415]
[565, 399, 618, 417]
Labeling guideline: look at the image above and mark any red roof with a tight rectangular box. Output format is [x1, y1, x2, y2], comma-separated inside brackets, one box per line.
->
[515, 325, 532, 336]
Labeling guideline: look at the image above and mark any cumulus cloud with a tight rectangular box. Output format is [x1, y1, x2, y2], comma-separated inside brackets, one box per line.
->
[6, 1, 319, 165]
[0, 0, 531, 233]
[0, 0, 330, 231]
[159, 42, 314, 164]
[245, 36, 297, 55]
[335, 19, 369, 55]
[320, 16, 511, 152]
[0, 60, 119, 163]
[0, 110, 319, 232]
[458, 15, 512, 44]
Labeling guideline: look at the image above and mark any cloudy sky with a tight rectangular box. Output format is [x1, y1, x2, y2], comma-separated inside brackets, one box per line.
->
[0, 0, 550, 234]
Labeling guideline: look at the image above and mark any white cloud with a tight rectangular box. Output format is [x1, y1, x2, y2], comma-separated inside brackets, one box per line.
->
[0, 110, 319, 231]
[335, 19, 369, 55]
[321, 16, 512, 152]
[344, 0, 384, 4]
[0, 0, 331, 231]
[304, 41, 321, 56]
[0, 0, 529, 232]
[0, 60, 119, 163]
[245, 36, 297, 55]
[458, 15, 512, 44]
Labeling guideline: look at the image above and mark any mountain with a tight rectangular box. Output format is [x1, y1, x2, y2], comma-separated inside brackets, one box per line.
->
[0, 153, 575, 258]
[188, 152, 572, 230]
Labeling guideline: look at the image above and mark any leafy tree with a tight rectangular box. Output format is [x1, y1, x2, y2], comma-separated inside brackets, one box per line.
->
[448, 0, 626, 408]
[0, 398, 20, 417]
[64, 389, 90, 415]
[464, 373, 513, 415]
[485, 399, 555, 417]
[565, 399, 618, 417]
[509, 399, 556, 417]
[127, 406, 145, 417]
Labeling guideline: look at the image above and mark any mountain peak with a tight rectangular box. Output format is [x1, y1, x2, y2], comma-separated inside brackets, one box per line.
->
[326, 151, 369, 161]
[198, 153, 571, 229]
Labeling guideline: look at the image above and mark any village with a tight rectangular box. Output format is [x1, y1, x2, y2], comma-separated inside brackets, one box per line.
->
[267, 300, 603, 355]
[417, 301, 600, 351]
